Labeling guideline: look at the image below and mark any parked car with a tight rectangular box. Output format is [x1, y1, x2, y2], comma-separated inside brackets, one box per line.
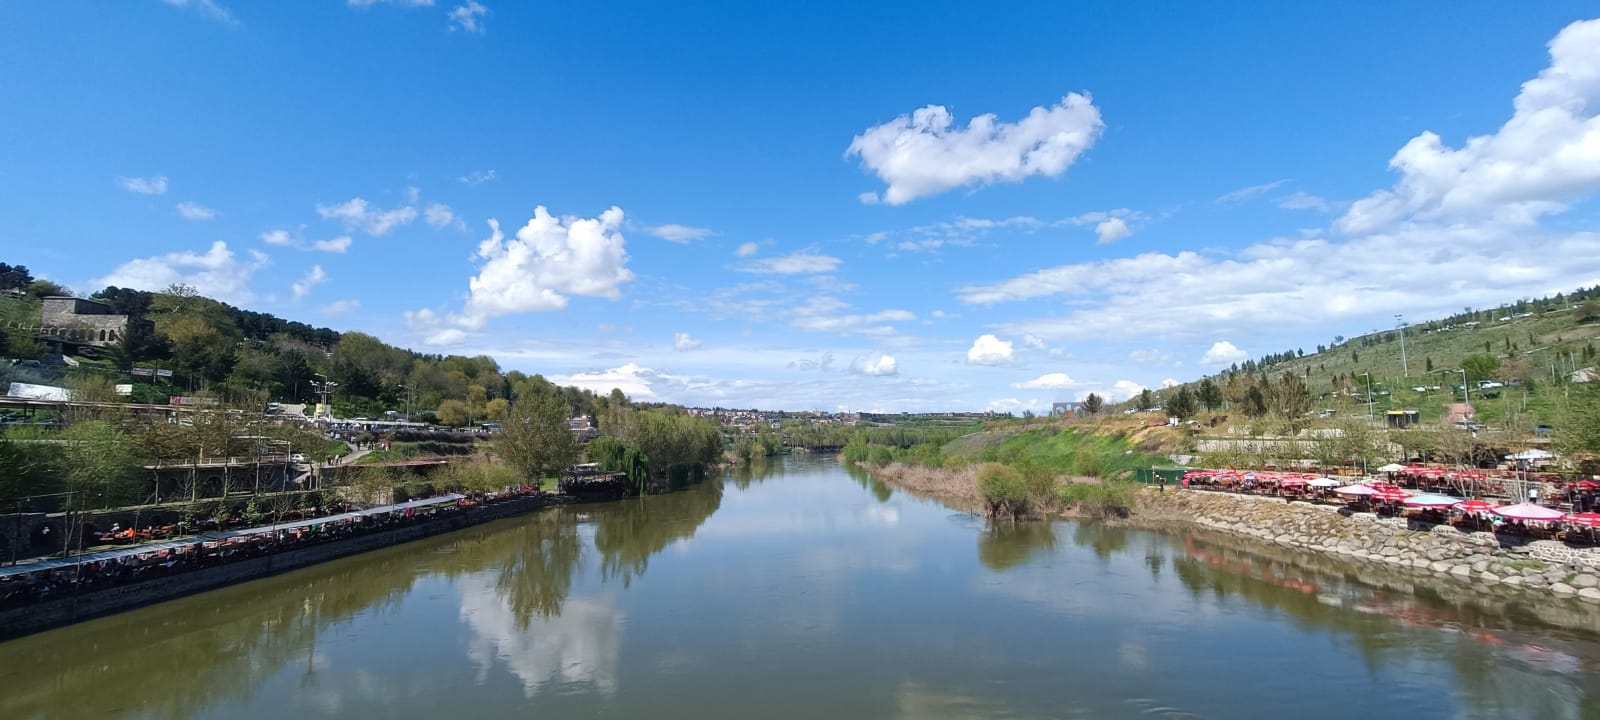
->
[289, 453, 307, 463]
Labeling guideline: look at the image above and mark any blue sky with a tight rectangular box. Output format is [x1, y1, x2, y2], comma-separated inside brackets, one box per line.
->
[4, 2, 1600, 412]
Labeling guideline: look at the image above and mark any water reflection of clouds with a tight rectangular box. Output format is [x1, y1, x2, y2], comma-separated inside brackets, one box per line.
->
[457, 573, 623, 699]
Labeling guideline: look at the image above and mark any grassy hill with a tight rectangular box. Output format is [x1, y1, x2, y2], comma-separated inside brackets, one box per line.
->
[1152, 291, 1600, 430]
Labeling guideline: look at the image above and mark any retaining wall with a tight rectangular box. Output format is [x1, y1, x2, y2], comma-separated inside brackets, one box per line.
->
[1155, 490, 1600, 604]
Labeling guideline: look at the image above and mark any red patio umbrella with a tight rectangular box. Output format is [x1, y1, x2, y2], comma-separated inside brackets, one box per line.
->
[1454, 499, 1498, 515]
[1575, 480, 1598, 491]
[1372, 487, 1409, 503]
[1563, 513, 1600, 528]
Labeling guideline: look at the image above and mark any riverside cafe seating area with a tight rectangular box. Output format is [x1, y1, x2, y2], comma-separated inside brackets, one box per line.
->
[1179, 466, 1600, 547]
[0, 486, 541, 611]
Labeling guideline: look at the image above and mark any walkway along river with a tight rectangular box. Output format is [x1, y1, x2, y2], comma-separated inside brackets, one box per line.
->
[1, 455, 1598, 719]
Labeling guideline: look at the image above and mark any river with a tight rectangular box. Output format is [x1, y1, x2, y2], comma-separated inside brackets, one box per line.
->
[2, 455, 1598, 719]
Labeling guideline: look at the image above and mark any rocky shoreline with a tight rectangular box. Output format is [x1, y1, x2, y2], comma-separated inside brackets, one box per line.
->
[1151, 489, 1600, 604]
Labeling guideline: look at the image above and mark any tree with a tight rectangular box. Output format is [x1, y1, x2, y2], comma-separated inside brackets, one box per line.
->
[1461, 353, 1501, 383]
[1241, 385, 1269, 418]
[497, 391, 579, 483]
[1577, 299, 1600, 323]
[1271, 372, 1311, 427]
[485, 397, 510, 423]
[1196, 378, 1223, 411]
[1080, 393, 1104, 416]
[1135, 388, 1156, 411]
[60, 420, 142, 509]
[436, 399, 471, 428]
[1554, 381, 1600, 457]
[1166, 387, 1197, 421]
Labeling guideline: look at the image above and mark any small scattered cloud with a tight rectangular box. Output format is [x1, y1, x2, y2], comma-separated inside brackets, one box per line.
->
[176, 201, 216, 221]
[734, 241, 759, 257]
[1093, 217, 1131, 243]
[291, 265, 328, 301]
[425, 202, 458, 228]
[1160, 378, 1181, 389]
[1127, 349, 1172, 364]
[847, 92, 1104, 205]
[1019, 333, 1047, 350]
[458, 169, 496, 185]
[1217, 179, 1290, 204]
[260, 229, 352, 254]
[672, 332, 702, 351]
[118, 175, 168, 195]
[739, 251, 841, 275]
[1013, 372, 1076, 390]
[319, 299, 361, 315]
[1201, 340, 1248, 366]
[313, 236, 352, 253]
[1277, 191, 1332, 212]
[448, 0, 488, 32]
[348, 0, 435, 6]
[966, 334, 1015, 366]
[850, 353, 899, 376]
[161, 0, 237, 24]
[649, 224, 712, 243]
[316, 197, 417, 236]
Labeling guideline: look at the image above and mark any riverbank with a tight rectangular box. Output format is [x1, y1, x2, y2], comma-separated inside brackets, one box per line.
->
[0, 494, 550, 641]
[865, 459, 1600, 607]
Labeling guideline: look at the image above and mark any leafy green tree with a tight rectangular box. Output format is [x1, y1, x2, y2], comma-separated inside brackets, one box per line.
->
[1135, 388, 1156, 411]
[436, 399, 471, 428]
[60, 420, 142, 508]
[1079, 393, 1104, 416]
[497, 391, 579, 483]
[1242, 385, 1269, 418]
[1461, 353, 1501, 383]
[1555, 381, 1600, 456]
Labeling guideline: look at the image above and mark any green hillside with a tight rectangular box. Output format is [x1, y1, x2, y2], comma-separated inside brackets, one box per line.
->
[1151, 290, 1600, 430]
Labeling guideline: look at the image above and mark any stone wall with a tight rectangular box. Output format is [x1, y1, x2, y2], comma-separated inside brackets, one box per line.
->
[1155, 490, 1600, 604]
[0, 496, 546, 640]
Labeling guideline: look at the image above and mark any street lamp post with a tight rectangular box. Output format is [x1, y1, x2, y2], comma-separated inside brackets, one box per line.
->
[1396, 314, 1408, 378]
[1359, 372, 1374, 423]
[397, 384, 413, 424]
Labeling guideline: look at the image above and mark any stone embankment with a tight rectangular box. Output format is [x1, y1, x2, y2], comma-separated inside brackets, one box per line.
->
[1154, 490, 1600, 604]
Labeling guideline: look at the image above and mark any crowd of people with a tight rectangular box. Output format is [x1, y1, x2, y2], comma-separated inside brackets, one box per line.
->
[0, 486, 545, 611]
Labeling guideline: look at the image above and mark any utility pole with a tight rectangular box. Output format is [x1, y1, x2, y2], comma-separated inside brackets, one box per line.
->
[398, 384, 412, 424]
[1360, 372, 1373, 423]
[1396, 314, 1408, 378]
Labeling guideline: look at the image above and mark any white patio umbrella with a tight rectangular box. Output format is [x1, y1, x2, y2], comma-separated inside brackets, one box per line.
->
[1402, 493, 1463, 508]
[1376, 463, 1406, 473]
[1334, 484, 1377, 496]
[1308, 478, 1341, 488]
[1505, 449, 1554, 461]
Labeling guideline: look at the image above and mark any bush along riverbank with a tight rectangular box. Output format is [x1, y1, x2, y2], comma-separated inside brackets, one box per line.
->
[845, 424, 1158, 521]
[1150, 490, 1600, 604]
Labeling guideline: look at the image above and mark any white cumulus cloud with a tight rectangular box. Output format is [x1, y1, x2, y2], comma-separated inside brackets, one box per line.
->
[1013, 372, 1076, 390]
[458, 206, 633, 326]
[673, 332, 702, 351]
[966, 334, 1015, 366]
[118, 176, 168, 195]
[1337, 18, 1600, 235]
[1201, 341, 1248, 366]
[176, 201, 216, 220]
[850, 353, 899, 376]
[313, 236, 352, 253]
[95, 241, 267, 304]
[846, 92, 1104, 205]
[734, 241, 759, 257]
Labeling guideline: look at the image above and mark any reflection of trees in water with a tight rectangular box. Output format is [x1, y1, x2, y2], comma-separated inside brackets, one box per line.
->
[590, 480, 724, 586]
[1171, 533, 1600, 718]
[977, 521, 1056, 572]
[441, 510, 585, 627]
[728, 458, 780, 489]
[1070, 522, 1128, 561]
[0, 541, 430, 720]
[842, 462, 894, 503]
